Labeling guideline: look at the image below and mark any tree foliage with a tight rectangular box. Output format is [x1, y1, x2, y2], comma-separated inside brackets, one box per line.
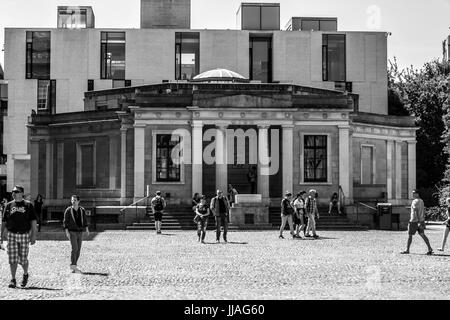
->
[388, 58, 450, 204]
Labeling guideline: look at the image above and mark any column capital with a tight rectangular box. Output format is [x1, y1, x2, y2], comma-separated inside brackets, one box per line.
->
[406, 140, 417, 145]
[257, 124, 270, 130]
[216, 123, 228, 130]
[191, 120, 204, 129]
[121, 125, 132, 132]
[338, 125, 351, 130]
[133, 124, 146, 129]
[281, 124, 295, 129]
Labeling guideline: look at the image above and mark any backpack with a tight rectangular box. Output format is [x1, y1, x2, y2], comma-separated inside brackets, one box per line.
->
[153, 197, 164, 212]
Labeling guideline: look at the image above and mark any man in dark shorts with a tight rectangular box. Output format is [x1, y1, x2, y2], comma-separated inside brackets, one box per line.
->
[210, 190, 230, 243]
[401, 190, 433, 255]
[0, 185, 37, 288]
[151, 191, 166, 234]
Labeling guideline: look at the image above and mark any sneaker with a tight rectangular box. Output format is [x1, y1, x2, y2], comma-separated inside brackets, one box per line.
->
[437, 248, 444, 252]
[426, 250, 433, 256]
[313, 235, 319, 239]
[70, 265, 76, 273]
[74, 267, 82, 274]
[8, 279, 16, 288]
[157, 230, 162, 234]
[400, 250, 409, 254]
[21, 274, 29, 287]
[201, 240, 205, 244]
[305, 234, 311, 238]
[279, 235, 284, 239]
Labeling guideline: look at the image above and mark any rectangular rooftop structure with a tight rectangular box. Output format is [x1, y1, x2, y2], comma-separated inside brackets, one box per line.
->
[443, 35, 450, 61]
[57, 6, 95, 29]
[285, 17, 337, 31]
[236, 3, 280, 30]
[141, 0, 191, 29]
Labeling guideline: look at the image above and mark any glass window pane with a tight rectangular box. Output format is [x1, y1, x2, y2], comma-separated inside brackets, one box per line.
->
[301, 20, 319, 31]
[250, 37, 271, 83]
[101, 32, 125, 79]
[175, 32, 199, 80]
[242, 6, 260, 30]
[325, 34, 346, 81]
[81, 145, 94, 186]
[319, 20, 337, 31]
[261, 6, 279, 30]
[29, 32, 50, 79]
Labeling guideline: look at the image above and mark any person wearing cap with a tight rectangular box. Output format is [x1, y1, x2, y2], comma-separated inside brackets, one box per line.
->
[151, 191, 166, 234]
[304, 189, 320, 239]
[401, 189, 433, 255]
[63, 195, 89, 273]
[279, 191, 295, 239]
[0, 185, 37, 288]
[194, 195, 210, 244]
[210, 189, 230, 243]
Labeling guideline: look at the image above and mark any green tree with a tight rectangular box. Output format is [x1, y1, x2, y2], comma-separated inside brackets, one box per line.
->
[388, 58, 450, 203]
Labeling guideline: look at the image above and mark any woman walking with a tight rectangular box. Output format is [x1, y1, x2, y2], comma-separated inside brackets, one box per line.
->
[194, 195, 210, 243]
[438, 197, 450, 252]
[279, 191, 295, 239]
[293, 191, 307, 238]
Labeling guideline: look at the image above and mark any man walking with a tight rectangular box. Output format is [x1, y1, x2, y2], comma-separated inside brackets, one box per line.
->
[151, 191, 166, 234]
[279, 191, 295, 239]
[0, 185, 37, 288]
[305, 189, 320, 239]
[63, 195, 89, 273]
[210, 190, 230, 243]
[401, 190, 433, 255]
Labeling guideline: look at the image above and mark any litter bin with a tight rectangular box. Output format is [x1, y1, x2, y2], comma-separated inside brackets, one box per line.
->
[376, 203, 392, 230]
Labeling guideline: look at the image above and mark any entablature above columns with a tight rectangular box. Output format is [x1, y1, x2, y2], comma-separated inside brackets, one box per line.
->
[352, 122, 417, 141]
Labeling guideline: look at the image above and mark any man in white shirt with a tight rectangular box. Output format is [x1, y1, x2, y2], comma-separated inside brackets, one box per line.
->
[401, 190, 433, 255]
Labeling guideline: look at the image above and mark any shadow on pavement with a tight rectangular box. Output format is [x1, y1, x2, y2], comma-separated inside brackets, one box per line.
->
[81, 272, 109, 277]
[159, 233, 177, 237]
[203, 241, 248, 245]
[36, 232, 100, 241]
[21, 287, 62, 291]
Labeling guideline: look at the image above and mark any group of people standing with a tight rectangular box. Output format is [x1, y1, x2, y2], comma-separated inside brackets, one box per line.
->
[280, 189, 321, 239]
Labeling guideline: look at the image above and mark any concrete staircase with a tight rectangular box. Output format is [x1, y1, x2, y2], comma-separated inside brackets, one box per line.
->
[269, 206, 368, 231]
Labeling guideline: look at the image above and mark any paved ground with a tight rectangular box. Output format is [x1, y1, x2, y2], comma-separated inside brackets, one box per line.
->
[1, 224, 449, 300]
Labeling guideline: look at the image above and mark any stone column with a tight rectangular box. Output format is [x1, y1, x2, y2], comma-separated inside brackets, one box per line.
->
[386, 140, 394, 200]
[120, 127, 128, 203]
[338, 125, 351, 202]
[192, 121, 203, 196]
[46, 140, 54, 199]
[282, 125, 294, 194]
[257, 125, 270, 200]
[407, 141, 417, 200]
[56, 141, 64, 199]
[30, 139, 40, 199]
[134, 124, 146, 199]
[109, 135, 118, 190]
[395, 141, 402, 200]
[215, 124, 228, 194]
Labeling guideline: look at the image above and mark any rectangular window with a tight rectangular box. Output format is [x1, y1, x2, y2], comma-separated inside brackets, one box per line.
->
[175, 32, 199, 80]
[58, 9, 87, 29]
[361, 145, 374, 185]
[77, 142, 96, 188]
[37, 79, 56, 111]
[87, 79, 94, 91]
[26, 31, 51, 79]
[304, 135, 327, 183]
[322, 34, 346, 82]
[241, 4, 280, 30]
[249, 36, 272, 83]
[156, 134, 181, 182]
[101, 32, 126, 80]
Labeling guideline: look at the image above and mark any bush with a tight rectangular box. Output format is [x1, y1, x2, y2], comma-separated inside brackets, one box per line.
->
[425, 206, 448, 221]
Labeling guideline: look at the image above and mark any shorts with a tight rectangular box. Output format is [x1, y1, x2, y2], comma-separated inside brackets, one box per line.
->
[7, 232, 30, 265]
[154, 212, 163, 222]
[408, 221, 425, 236]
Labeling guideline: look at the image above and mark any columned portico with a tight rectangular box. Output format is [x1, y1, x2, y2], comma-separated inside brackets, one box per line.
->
[192, 121, 203, 195]
[282, 125, 294, 194]
[215, 124, 228, 193]
[134, 124, 146, 199]
[257, 125, 270, 201]
[338, 125, 351, 202]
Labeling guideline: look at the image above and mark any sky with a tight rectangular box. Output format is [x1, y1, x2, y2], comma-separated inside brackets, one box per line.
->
[0, 0, 449, 71]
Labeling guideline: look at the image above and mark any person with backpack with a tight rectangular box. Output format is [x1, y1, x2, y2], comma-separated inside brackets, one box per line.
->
[304, 189, 319, 239]
[210, 189, 230, 243]
[279, 191, 295, 239]
[151, 191, 166, 234]
[63, 195, 89, 273]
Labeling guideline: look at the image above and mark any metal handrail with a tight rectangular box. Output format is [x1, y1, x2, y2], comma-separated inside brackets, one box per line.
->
[355, 201, 378, 225]
[120, 196, 150, 224]
[356, 202, 377, 212]
[338, 185, 345, 214]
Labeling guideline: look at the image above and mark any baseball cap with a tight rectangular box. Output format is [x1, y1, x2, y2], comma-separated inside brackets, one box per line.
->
[12, 185, 24, 193]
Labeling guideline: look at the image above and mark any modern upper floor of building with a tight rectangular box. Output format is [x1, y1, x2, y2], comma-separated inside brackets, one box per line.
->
[444, 35, 450, 61]
[3, 0, 389, 118]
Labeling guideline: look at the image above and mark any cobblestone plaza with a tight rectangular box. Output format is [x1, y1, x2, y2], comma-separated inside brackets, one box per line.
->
[1, 225, 449, 300]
